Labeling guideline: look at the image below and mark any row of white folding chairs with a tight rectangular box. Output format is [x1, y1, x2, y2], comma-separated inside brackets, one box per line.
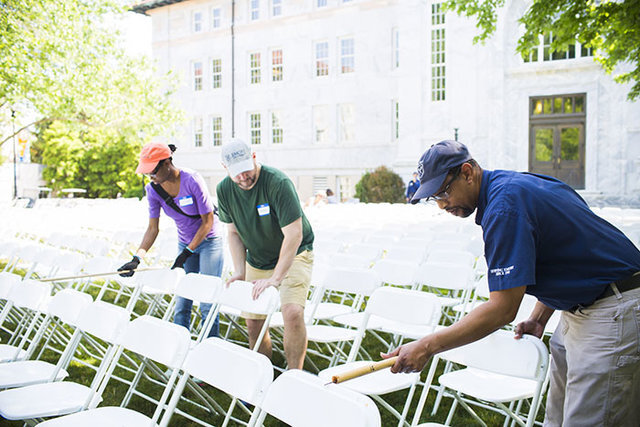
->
[0, 281, 381, 426]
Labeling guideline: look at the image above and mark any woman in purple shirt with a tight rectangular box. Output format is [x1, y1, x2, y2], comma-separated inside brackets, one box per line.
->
[118, 142, 223, 337]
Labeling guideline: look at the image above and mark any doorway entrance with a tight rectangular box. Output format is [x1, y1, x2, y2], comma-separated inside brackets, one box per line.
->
[529, 94, 586, 189]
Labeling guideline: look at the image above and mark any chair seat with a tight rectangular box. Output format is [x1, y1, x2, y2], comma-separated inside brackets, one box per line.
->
[0, 382, 96, 420]
[312, 303, 355, 320]
[306, 325, 359, 343]
[439, 367, 537, 402]
[0, 344, 26, 362]
[0, 361, 68, 388]
[36, 406, 157, 427]
[333, 314, 445, 340]
[319, 362, 419, 395]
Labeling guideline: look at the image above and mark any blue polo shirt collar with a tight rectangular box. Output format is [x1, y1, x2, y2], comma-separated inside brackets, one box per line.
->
[474, 169, 491, 226]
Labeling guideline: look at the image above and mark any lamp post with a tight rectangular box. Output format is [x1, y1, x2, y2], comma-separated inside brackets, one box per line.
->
[11, 110, 17, 199]
[454, 127, 459, 142]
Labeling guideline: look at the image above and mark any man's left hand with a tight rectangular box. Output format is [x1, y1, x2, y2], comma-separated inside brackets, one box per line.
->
[251, 277, 280, 300]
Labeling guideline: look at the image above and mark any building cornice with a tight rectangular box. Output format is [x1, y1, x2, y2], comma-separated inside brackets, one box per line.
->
[130, 0, 188, 15]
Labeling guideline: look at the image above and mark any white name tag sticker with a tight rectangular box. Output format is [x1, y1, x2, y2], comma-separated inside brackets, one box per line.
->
[257, 203, 270, 216]
[178, 196, 194, 207]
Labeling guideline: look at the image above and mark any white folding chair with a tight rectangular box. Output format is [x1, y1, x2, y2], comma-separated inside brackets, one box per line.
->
[305, 268, 382, 367]
[411, 331, 550, 427]
[216, 280, 280, 351]
[412, 261, 475, 324]
[0, 279, 52, 363]
[0, 301, 130, 422]
[163, 272, 223, 341]
[160, 337, 274, 427]
[35, 315, 192, 427]
[0, 289, 93, 389]
[320, 287, 442, 427]
[255, 369, 381, 427]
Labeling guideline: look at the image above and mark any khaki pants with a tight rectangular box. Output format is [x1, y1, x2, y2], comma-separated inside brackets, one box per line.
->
[544, 286, 640, 427]
[243, 250, 314, 320]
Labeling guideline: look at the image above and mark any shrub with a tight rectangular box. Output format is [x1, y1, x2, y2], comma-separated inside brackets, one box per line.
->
[354, 165, 405, 203]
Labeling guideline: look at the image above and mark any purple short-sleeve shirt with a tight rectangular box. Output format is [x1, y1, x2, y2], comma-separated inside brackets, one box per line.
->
[146, 168, 220, 244]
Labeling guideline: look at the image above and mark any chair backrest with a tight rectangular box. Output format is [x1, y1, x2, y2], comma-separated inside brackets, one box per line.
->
[344, 243, 383, 263]
[183, 337, 273, 405]
[81, 256, 117, 274]
[75, 300, 131, 343]
[438, 330, 549, 380]
[259, 369, 381, 427]
[365, 286, 441, 326]
[320, 267, 381, 295]
[8, 278, 51, 310]
[119, 316, 191, 369]
[0, 272, 22, 299]
[174, 273, 222, 304]
[413, 261, 473, 291]
[218, 281, 279, 315]
[372, 259, 418, 288]
[426, 249, 475, 268]
[46, 289, 93, 326]
[137, 268, 183, 293]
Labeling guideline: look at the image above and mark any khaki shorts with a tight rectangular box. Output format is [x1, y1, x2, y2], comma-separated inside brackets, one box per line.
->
[243, 250, 314, 320]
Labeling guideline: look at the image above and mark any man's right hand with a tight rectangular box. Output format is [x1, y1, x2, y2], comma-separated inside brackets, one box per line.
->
[117, 256, 140, 277]
[514, 319, 545, 339]
[225, 272, 245, 287]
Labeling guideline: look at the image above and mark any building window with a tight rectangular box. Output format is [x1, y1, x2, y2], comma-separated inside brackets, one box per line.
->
[431, 3, 445, 101]
[250, 0, 259, 21]
[250, 113, 261, 144]
[249, 52, 261, 84]
[272, 49, 283, 82]
[340, 37, 355, 74]
[271, 0, 282, 17]
[194, 117, 203, 147]
[338, 103, 355, 143]
[272, 111, 283, 144]
[212, 117, 222, 146]
[392, 99, 399, 140]
[193, 61, 203, 91]
[312, 105, 330, 143]
[212, 58, 222, 89]
[523, 32, 593, 63]
[212, 8, 221, 29]
[193, 11, 202, 32]
[315, 41, 329, 77]
[317, 0, 327, 7]
[392, 27, 400, 68]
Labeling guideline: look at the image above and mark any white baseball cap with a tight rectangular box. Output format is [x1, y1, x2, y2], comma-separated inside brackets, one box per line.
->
[221, 139, 254, 177]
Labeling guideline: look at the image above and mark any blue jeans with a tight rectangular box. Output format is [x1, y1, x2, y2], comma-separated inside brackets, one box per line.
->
[174, 237, 223, 337]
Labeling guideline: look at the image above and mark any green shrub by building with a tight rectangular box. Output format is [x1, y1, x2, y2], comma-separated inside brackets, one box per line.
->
[354, 166, 405, 203]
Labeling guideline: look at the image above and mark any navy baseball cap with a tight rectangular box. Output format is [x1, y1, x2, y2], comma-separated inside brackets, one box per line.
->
[410, 140, 472, 204]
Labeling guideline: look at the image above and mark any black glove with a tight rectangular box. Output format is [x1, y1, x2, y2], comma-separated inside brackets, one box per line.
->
[171, 247, 194, 270]
[118, 256, 140, 277]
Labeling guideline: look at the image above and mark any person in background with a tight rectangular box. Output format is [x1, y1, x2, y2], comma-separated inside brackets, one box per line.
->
[118, 142, 223, 338]
[216, 139, 314, 370]
[406, 172, 420, 203]
[326, 188, 339, 204]
[383, 140, 640, 427]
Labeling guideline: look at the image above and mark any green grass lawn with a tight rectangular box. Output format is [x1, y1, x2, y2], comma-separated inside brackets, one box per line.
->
[0, 263, 544, 426]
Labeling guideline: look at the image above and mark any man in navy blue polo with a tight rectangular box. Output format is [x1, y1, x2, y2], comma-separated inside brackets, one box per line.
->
[382, 140, 640, 426]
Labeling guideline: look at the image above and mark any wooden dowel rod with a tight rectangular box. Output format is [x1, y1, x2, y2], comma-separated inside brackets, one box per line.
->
[330, 357, 398, 384]
[38, 267, 164, 282]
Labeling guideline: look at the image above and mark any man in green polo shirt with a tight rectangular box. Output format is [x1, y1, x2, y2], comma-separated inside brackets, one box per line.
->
[217, 139, 314, 370]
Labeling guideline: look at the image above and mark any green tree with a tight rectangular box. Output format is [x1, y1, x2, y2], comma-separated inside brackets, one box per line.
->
[354, 166, 405, 204]
[0, 0, 183, 150]
[445, 0, 640, 100]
